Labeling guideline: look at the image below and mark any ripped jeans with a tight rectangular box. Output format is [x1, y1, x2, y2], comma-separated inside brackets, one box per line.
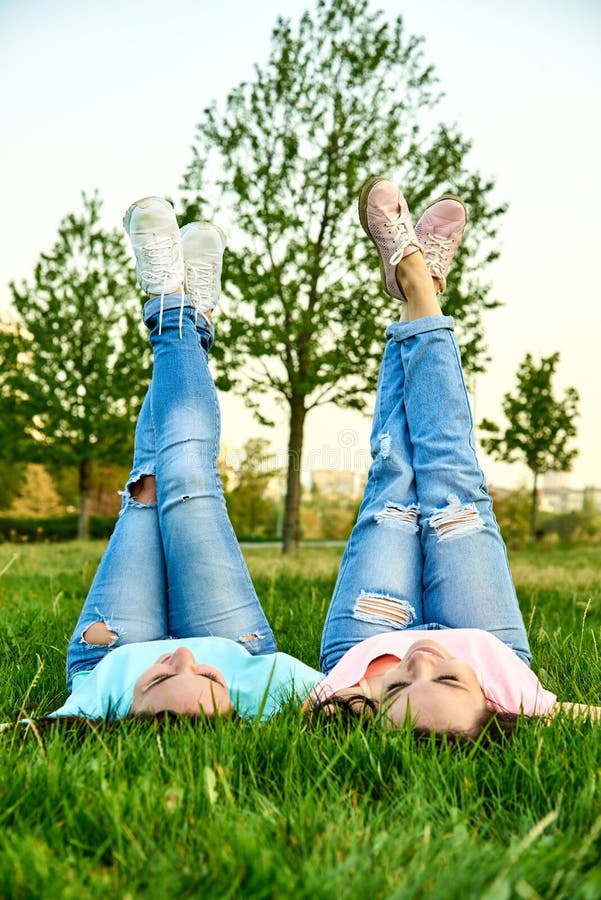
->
[66, 296, 276, 689]
[320, 316, 531, 673]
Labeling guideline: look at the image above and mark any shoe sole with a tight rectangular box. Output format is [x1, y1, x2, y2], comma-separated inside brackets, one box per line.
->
[418, 192, 468, 222]
[122, 196, 175, 234]
[180, 221, 227, 250]
[358, 175, 391, 297]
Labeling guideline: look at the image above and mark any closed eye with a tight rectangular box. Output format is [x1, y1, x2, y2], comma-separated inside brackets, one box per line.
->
[200, 672, 222, 686]
[383, 675, 464, 702]
[435, 675, 463, 686]
[383, 681, 410, 700]
[145, 671, 222, 692]
[145, 673, 174, 691]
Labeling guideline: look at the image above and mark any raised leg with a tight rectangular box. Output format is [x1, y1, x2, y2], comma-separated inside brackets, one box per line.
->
[320, 177, 531, 674]
[122, 197, 276, 655]
[319, 337, 424, 673]
[144, 295, 276, 654]
[389, 314, 531, 663]
[66, 390, 168, 689]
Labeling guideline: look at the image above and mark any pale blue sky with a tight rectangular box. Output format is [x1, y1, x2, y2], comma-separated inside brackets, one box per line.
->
[1, 0, 600, 489]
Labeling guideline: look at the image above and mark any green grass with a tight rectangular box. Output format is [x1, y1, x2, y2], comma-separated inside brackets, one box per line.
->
[0, 543, 600, 898]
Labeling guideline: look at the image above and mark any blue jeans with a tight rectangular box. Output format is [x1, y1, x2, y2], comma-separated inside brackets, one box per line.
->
[320, 316, 531, 673]
[66, 295, 276, 689]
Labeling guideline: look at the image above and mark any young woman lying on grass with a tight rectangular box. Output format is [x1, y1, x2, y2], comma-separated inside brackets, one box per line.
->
[39, 196, 322, 723]
[308, 177, 600, 739]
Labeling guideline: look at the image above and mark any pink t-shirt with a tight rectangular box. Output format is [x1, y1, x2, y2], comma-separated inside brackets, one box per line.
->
[313, 629, 556, 716]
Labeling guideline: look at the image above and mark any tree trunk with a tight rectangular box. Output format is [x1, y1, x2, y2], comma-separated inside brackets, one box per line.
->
[529, 470, 539, 542]
[282, 396, 306, 554]
[78, 458, 92, 540]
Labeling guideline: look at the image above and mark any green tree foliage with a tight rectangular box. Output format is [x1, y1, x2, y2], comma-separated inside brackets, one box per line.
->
[0, 459, 26, 512]
[180, 0, 506, 552]
[0, 327, 27, 511]
[0, 193, 150, 538]
[225, 439, 279, 538]
[489, 486, 531, 550]
[5, 464, 65, 519]
[581, 486, 598, 517]
[301, 486, 360, 541]
[480, 353, 579, 542]
[540, 510, 601, 544]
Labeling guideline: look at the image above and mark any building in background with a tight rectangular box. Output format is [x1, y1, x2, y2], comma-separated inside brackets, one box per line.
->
[538, 473, 601, 514]
[311, 469, 365, 498]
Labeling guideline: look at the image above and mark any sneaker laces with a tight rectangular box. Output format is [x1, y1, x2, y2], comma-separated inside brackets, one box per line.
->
[184, 257, 219, 312]
[138, 236, 184, 335]
[386, 214, 420, 266]
[422, 232, 453, 291]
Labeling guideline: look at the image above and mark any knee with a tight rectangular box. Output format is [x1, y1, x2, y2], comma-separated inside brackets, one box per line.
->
[428, 494, 485, 543]
[82, 622, 118, 646]
[375, 501, 420, 533]
[130, 475, 157, 505]
[354, 590, 416, 628]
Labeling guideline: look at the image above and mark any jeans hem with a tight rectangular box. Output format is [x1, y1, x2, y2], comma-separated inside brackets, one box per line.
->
[386, 315, 454, 343]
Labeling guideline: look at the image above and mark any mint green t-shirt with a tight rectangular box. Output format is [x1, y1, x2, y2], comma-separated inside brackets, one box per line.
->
[50, 637, 321, 721]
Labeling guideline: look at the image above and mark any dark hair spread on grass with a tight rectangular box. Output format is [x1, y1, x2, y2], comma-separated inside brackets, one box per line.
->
[309, 693, 520, 744]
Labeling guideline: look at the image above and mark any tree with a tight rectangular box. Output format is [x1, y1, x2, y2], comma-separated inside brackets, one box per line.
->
[0, 458, 26, 512]
[480, 353, 579, 542]
[0, 193, 150, 539]
[225, 438, 279, 538]
[180, 0, 506, 552]
[488, 485, 531, 550]
[6, 464, 65, 518]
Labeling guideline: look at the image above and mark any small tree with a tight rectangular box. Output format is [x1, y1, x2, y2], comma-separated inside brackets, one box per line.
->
[180, 0, 506, 552]
[6, 464, 65, 519]
[225, 438, 279, 538]
[489, 485, 531, 550]
[0, 458, 26, 511]
[0, 193, 150, 539]
[480, 353, 579, 541]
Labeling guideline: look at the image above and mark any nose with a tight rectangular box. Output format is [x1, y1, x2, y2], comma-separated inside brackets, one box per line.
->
[170, 646, 198, 672]
[405, 649, 438, 677]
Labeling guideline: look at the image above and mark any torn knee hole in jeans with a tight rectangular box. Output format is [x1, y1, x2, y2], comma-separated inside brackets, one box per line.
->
[236, 632, 264, 650]
[354, 591, 416, 628]
[81, 621, 119, 646]
[119, 472, 157, 508]
[429, 493, 484, 542]
[375, 501, 419, 533]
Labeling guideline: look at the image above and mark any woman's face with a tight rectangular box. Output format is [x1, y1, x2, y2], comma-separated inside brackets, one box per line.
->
[377, 639, 488, 736]
[131, 645, 233, 717]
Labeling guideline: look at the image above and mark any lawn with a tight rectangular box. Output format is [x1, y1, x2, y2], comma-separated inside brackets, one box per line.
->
[0, 542, 600, 898]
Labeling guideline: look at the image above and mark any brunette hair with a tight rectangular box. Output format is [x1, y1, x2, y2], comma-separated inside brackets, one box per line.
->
[309, 693, 520, 744]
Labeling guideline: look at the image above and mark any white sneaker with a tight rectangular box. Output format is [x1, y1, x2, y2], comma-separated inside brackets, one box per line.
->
[180, 222, 227, 314]
[123, 196, 184, 297]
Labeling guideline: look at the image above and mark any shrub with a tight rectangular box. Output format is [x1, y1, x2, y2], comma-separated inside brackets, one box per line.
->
[0, 515, 117, 543]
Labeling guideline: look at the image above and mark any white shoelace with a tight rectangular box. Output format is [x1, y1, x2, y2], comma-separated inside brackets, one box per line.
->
[184, 259, 217, 312]
[385, 214, 420, 266]
[422, 232, 453, 287]
[138, 236, 184, 336]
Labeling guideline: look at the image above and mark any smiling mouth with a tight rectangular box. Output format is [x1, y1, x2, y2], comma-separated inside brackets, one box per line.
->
[407, 646, 445, 661]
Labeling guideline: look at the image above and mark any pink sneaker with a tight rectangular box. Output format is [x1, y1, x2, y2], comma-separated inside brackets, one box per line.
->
[358, 177, 422, 301]
[414, 195, 467, 293]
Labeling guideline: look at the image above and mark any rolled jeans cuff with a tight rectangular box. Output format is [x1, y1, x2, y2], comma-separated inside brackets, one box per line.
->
[143, 293, 214, 350]
[386, 315, 454, 343]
